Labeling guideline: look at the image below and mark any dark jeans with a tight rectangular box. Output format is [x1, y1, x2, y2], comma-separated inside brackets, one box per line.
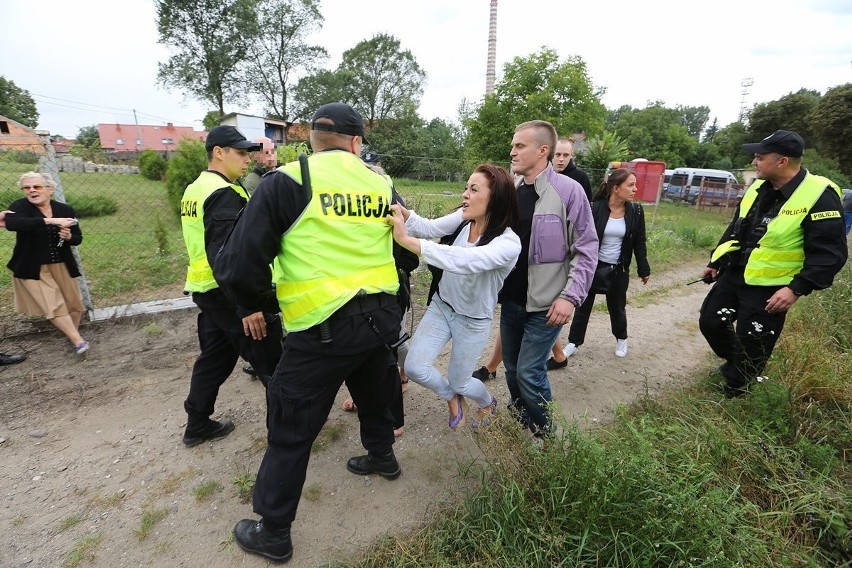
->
[698, 268, 786, 391]
[184, 290, 283, 424]
[499, 300, 561, 433]
[252, 302, 401, 527]
[568, 266, 629, 346]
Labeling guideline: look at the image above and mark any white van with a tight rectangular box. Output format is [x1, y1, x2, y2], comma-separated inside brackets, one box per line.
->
[664, 167, 738, 204]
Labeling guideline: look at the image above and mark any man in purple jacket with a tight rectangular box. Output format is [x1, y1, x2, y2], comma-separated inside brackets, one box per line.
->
[499, 120, 598, 436]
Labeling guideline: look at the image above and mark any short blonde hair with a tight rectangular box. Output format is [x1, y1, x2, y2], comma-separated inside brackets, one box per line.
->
[18, 171, 55, 188]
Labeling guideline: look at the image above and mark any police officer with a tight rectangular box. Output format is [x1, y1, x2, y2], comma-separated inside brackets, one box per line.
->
[698, 130, 847, 397]
[214, 103, 402, 563]
[180, 125, 283, 447]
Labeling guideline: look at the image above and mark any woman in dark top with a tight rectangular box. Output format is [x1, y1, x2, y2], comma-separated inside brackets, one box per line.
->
[5, 172, 89, 355]
[565, 168, 651, 358]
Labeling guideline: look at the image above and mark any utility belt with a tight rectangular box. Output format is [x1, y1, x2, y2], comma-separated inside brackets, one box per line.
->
[315, 291, 408, 350]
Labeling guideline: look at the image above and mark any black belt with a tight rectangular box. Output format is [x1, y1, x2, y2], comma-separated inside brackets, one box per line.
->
[329, 292, 396, 321]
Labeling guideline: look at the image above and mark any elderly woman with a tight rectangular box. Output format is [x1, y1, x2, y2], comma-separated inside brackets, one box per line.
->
[5, 172, 89, 355]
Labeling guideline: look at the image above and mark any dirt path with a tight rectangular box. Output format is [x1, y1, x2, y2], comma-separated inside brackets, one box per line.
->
[0, 259, 714, 568]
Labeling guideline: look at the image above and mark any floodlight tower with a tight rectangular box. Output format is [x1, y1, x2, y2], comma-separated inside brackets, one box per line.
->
[485, 0, 497, 95]
[739, 77, 754, 123]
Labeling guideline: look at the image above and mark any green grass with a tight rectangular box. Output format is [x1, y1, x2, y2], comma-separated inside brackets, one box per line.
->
[193, 480, 224, 502]
[312, 424, 344, 453]
[232, 471, 256, 504]
[59, 513, 87, 532]
[339, 261, 852, 567]
[62, 534, 104, 568]
[136, 507, 170, 540]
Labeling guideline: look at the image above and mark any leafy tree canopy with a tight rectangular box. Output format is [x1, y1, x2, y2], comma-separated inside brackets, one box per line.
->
[156, 0, 258, 115]
[0, 76, 39, 128]
[809, 82, 852, 175]
[747, 88, 821, 144]
[244, 0, 327, 121]
[465, 48, 606, 164]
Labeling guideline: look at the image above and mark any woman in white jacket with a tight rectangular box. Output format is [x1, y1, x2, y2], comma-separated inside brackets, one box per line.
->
[387, 164, 521, 430]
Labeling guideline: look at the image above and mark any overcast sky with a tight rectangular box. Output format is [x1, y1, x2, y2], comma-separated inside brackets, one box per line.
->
[2, 0, 850, 139]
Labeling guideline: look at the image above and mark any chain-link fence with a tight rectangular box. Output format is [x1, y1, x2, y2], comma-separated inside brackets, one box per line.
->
[0, 137, 618, 335]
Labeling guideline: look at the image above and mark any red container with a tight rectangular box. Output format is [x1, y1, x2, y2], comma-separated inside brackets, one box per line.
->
[608, 160, 667, 203]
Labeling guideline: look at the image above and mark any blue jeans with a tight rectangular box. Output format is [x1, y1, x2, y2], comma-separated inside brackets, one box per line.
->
[500, 300, 561, 432]
[404, 296, 495, 409]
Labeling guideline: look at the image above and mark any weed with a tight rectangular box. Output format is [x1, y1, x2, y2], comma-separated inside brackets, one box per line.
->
[11, 515, 26, 528]
[59, 513, 87, 532]
[312, 424, 344, 453]
[193, 480, 224, 502]
[232, 471, 256, 504]
[155, 467, 199, 497]
[143, 322, 164, 336]
[89, 491, 125, 509]
[62, 533, 104, 568]
[303, 483, 322, 502]
[135, 507, 170, 540]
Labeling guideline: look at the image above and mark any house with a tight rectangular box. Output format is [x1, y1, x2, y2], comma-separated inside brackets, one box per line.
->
[97, 123, 207, 153]
[0, 114, 45, 155]
[218, 113, 290, 145]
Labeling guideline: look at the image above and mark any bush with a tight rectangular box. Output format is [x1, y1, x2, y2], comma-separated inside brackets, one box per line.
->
[67, 195, 118, 218]
[139, 150, 168, 181]
[165, 139, 206, 217]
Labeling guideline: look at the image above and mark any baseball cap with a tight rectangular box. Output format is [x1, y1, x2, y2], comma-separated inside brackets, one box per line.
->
[311, 102, 370, 143]
[205, 126, 262, 152]
[742, 130, 804, 158]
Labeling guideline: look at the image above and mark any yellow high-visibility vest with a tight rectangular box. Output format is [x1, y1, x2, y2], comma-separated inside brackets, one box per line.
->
[181, 171, 249, 293]
[711, 173, 840, 285]
[275, 151, 398, 331]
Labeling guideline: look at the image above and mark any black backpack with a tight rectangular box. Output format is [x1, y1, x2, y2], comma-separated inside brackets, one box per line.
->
[426, 220, 472, 305]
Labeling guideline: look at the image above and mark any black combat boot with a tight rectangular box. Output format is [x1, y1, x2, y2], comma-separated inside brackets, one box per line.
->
[234, 519, 293, 563]
[346, 449, 401, 480]
[182, 417, 235, 447]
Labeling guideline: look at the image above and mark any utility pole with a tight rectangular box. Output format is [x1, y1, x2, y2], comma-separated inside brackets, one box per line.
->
[133, 109, 143, 150]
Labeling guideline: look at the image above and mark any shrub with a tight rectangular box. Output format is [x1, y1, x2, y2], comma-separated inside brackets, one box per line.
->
[67, 195, 118, 218]
[165, 139, 206, 217]
[138, 150, 167, 181]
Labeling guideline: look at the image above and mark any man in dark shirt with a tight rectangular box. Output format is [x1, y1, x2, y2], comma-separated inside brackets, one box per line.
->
[553, 137, 592, 202]
[698, 130, 846, 397]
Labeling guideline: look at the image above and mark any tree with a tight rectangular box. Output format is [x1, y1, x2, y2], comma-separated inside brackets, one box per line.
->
[70, 125, 106, 162]
[243, 0, 327, 121]
[139, 149, 168, 180]
[747, 89, 821, 143]
[76, 125, 100, 147]
[580, 132, 630, 190]
[201, 110, 221, 130]
[809, 83, 852, 174]
[165, 139, 207, 216]
[155, 0, 258, 115]
[291, 69, 350, 121]
[337, 34, 426, 129]
[609, 103, 697, 167]
[465, 48, 606, 163]
[0, 76, 39, 128]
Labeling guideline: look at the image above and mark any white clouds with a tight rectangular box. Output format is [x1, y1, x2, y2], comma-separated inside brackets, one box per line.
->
[2, 0, 849, 137]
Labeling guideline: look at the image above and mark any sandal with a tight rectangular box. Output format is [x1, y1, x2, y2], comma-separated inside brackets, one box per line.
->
[342, 399, 357, 412]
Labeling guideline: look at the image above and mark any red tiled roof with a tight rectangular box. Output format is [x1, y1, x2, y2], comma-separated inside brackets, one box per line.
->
[97, 123, 207, 152]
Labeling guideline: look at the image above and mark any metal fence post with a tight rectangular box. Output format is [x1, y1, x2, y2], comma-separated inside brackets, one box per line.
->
[37, 131, 94, 312]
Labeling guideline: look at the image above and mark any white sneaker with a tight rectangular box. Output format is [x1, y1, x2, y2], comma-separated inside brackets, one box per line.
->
[564, 343, 578, 357]
[615, 339, 628, 358]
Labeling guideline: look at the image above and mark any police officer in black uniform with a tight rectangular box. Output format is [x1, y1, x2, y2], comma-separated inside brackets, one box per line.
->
[698, 130, 846, 397]
[215, 103, 402, 563]
[179, 126, 284, 447]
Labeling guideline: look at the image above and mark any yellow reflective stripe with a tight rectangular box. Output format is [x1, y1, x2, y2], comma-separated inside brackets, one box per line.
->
[710, 240, 740, 263]
[277, 262, 398, 327]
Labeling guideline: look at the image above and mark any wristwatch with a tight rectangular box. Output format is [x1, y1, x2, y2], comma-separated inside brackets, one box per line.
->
[788, 287, 804, 297]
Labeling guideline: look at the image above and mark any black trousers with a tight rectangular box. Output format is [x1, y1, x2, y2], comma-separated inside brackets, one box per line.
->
[252, 301, 401, 527]
[568, 265, 629, 346]
[698, 267, 786, 390]
[183, 290, 283, 424]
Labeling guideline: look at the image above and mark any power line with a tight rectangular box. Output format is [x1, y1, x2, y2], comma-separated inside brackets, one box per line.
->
[31, 92, 202, 128]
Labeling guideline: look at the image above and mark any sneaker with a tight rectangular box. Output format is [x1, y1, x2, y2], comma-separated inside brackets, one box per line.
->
[346, 450, 401, 480]
[615, 339, 628, 358]
[563, 343, 578, 358]
[234, 519, 293, 563]
[75, 341, 90, 356]
[183, 418, 235, 447]
[472, 366, 496, 381]
[546, 357, 568, 371]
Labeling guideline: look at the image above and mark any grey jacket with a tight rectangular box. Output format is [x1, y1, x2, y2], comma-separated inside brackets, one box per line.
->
[523, 164, 598, 310]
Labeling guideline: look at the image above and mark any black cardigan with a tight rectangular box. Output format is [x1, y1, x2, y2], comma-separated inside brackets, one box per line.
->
[5, 198, 83, 279]
[590, 199, 650, 278]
